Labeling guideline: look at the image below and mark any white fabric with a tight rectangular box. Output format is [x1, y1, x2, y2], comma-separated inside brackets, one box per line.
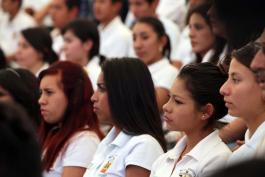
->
[150, 130, 231, 177]
[0, 10, 36, 56]
[148, 58, 178, 90]
[85, 56, 101, 90]
[83, 127, 164, 177]
[43, 131, 100, 177]
[227, 121, 265, 165]
[156, 0, 187, 31]
[22, 0, 51, 11]
[35, 62, 49, 77]
[159, 17, 180, 60]
[51, 28, 65, 60]
[173, 26, 196, 65]
[99, 17, 133, 58]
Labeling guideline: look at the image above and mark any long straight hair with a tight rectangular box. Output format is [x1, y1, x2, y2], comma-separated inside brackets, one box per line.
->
[102, 58, 167, 151]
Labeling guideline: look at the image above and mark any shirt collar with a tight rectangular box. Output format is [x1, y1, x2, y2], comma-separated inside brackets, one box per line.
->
[148, 57, 169, 74]
[245, 121, 265, 148]
[98, 16, 122, 33]
[167, 130, 222, 162]
[104, 127, 133, 148]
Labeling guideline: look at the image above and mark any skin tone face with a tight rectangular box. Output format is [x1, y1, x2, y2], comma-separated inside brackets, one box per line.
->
[132, 22, 165, 65]
[220, 59, 265, 135]
[189, 13, 215, 57]
[16, 35, 44, 74]
[39, 73, 68, 124]
[0, 85, 13, 102]
[129, 0, 155, 19]
[163, 78, 205, 134]
[63, 30, 91, 66]
[93, 0, 119, 26]
[91, 72, 113, 125]
[50, 0, 74, 29]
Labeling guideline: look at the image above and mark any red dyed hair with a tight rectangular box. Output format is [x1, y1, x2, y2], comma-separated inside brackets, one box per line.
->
[38, 61, 104, 171]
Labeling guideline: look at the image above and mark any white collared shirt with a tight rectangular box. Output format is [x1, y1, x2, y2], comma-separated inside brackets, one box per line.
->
[35, 62, 49, 77]
[83, 127, 164, 177]
[99, 17, 133, 58]
[150, 130, 231, 177]
[0, 10, 36, 56]
[85, 56, 101, 90]
[227, 121, 265, 165]
[43, 131, 100, 177]
[148, 58, 178, 90]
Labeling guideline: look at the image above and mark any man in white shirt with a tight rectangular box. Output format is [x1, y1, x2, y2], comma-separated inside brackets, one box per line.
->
[128, 0, 180, 61]
[49, 0, 80, 59]
[93, 0, 132, 58]
[0, 0, 36, 60]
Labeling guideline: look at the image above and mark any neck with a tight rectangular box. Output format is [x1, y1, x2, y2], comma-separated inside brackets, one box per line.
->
[245, 112, 265, 138]
[8, 8, 19, 21]
[184, 127, 214, 154]
[29, 61, 45, 75]
[100, 16, 116, 29]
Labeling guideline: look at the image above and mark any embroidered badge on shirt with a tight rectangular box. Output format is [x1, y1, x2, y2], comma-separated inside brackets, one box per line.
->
[100, 155, 115, 173]
[179, 168, 196, 177]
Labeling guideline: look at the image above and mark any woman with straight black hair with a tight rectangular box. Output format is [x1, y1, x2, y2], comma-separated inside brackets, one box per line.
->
[84, 58, 167, 177]
[16, 27, 58, 77]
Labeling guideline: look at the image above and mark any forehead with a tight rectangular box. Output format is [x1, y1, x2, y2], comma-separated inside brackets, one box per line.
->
[40, 73, 62, 88]
[229, 58, 250, 75]
[171, 78, 191, 98]
[129, 0, 149, 4]
[133, 22, 154, 33]
[52, 0, 66, 6]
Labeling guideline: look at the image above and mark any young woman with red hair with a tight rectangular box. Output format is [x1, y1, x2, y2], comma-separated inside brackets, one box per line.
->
[38, 61, 104, 177]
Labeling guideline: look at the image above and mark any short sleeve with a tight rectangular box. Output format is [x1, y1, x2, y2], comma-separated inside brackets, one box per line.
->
[62, 131, 100, 168]
[124, 135, 164, 170]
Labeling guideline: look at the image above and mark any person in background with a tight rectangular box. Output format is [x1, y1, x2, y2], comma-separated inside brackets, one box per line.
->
[38, 61, 104, 177]
[150, 62, 231, 177]
[49, 0, 81, 57]
[187, 2, 225, 64]
[62, 18, 105, 90]
[0, 68, 41, 127]
[16, 27, 58, 77]
[128, 0, 180, 61]
[0, 0, 36, 61]
[84, 58, 167, 177]
[132, 16, 178, 112]
[220, 43, 265, 165]
[93, 0, 132, 58]
[0, 102, 42, 177]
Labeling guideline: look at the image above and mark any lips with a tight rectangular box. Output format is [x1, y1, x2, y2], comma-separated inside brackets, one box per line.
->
[40, 108, 48, 116]
[163, 115, 172, 123]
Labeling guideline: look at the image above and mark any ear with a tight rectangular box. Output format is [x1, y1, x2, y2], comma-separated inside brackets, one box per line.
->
[159, 35, 167, 51]
[200, 103, 214, 121]
[83, 40, 93, 52]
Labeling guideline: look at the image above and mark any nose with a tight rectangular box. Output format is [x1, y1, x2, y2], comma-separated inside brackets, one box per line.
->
[38, 93, 46, 105]
[219, 80, 229, 96]
[162, 99, 171, 114]
[133, 36, 142, 50]
[91, 91, 98, 103]
[189, 26, 195, 39]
